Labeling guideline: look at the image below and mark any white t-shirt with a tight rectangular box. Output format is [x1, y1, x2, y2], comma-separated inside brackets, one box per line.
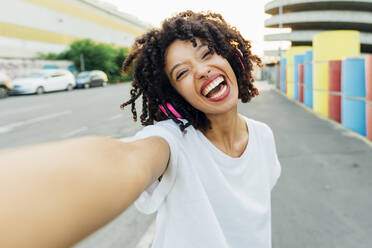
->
[121, 115, 281, 248]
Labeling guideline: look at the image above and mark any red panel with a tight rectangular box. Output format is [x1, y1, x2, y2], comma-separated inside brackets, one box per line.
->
[366, 55, 372, 101]
[367, 103, 372, 141]
[329, 95, 341, 123]
[328, 60, 342, 122]
[329, 60, 342, 91]
[299, 64, 304, 103]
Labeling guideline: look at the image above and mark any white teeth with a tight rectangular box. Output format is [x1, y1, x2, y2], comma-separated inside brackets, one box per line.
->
[209, 84, 227, 99]
[202, 76, 224, 96]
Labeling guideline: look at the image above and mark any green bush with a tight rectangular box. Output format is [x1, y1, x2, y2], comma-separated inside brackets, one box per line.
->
[38, 39, 132, 84]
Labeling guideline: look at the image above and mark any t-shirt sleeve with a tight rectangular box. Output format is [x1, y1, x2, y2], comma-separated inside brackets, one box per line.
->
[263, 124, 282, 191]
[118, 122, 180, 214]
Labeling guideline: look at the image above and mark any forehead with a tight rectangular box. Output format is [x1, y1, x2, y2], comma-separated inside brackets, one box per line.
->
[165, 39, 206, 66]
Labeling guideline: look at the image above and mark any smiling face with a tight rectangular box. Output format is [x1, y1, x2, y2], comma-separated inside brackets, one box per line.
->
[164, 38, 239, 116]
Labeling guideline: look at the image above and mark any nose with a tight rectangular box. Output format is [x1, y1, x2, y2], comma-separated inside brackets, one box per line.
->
[194, 63, 211, 80]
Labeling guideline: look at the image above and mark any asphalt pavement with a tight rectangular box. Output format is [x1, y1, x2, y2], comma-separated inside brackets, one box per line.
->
[1, 81, 371, 247]
[0, 83, 142, 149]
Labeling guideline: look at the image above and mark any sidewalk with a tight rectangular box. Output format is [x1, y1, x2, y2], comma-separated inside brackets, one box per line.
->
[245, 81, 372, 248]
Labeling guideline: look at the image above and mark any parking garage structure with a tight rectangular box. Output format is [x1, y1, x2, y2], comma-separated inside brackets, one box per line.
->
[264, 0, 372, 57]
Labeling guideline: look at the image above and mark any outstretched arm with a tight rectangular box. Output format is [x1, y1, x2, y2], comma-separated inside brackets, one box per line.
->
[0, 135, 170, 248]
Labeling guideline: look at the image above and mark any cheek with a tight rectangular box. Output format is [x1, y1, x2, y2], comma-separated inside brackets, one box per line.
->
[169, 82, 193, 107]
[225, 62, 237, 82]
[177, 83, 196, 102]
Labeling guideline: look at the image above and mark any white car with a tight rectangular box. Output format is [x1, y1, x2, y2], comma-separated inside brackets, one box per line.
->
[9, 69, 75, 95]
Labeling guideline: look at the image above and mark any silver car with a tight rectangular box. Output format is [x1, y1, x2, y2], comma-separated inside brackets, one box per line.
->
[9, 69, 75, 95]
[76, 70, 108, 89]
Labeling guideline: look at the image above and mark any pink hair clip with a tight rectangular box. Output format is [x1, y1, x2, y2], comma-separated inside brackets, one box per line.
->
[159, 102, 183, 119]
[236, 48, 245, 69]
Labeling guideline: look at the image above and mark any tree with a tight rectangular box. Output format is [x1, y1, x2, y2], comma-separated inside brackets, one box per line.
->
[38, 39, 132, 83]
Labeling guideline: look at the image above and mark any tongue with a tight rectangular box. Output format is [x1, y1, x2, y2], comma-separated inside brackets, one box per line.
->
[206, 83, 223, 98]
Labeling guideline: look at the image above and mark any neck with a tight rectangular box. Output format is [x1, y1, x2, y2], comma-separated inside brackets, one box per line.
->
[201, 107, 248, 156]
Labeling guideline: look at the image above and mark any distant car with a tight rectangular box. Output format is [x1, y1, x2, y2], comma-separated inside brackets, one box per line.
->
[76, 70, 108, 89]
[9, 69, 75, 95]
[0, 71, 12, 98]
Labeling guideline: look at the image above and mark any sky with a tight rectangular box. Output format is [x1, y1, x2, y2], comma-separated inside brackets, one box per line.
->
[100, 0, 290, 56]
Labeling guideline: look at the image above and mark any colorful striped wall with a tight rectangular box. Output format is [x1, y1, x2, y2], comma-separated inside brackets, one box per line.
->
[279, 30, 372, 141]
[283, 46, 312, 99]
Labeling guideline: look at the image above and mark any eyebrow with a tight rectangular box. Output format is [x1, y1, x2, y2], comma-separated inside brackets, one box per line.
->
[169, 43, 208, 79]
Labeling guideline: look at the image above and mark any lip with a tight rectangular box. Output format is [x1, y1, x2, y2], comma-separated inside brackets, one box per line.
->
[199, 73, 226, 95]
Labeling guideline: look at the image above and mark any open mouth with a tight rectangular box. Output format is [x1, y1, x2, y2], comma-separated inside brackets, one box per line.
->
[201, 75, 228, 99]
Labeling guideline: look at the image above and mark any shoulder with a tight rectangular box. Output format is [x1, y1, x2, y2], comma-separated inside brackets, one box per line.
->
[148, 119, 186, 137]
[133, 119, 189, 144]
[153, 119, 183, 130]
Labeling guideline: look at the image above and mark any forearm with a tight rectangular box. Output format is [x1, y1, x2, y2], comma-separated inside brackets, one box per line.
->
[0, 136, 146, 248]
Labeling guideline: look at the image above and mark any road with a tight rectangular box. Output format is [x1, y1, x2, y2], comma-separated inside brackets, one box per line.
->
[0, 83, 142, 149]
[1, 81, 371, 248]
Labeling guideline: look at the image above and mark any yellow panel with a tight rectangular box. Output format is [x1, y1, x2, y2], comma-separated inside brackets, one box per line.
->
[25, 0, 145, 36]
[313, 91, 328, 117]
[0, 22, 79, 45]
[313, 62, 328, 90]
[313, 62, 329, 116]
[313, 30, 360, 61]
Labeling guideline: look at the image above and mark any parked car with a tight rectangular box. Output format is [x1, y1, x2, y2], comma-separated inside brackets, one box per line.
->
[76, 70, 108, 89]
[0, 71, 12, 98]
[9, 69, 75, 95]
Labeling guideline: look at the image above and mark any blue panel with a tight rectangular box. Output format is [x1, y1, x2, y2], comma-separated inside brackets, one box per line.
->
[342, 98, 366, 136]
[304, 50, 313, 63]
[341, 57, 366, 97]
[281, 58, 287, 93]
[304, 50, 313, 109]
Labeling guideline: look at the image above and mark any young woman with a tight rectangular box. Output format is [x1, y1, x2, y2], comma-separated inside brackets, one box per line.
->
[0, 11, 281, 248]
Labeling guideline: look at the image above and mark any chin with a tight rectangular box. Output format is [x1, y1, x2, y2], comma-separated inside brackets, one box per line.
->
[203, 98, 238, 115]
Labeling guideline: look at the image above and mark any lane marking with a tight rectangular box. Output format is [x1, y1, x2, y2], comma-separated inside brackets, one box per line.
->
[136, 221, 156, 248]
[0, 110, 72, 134]
[60, 126, 88, 138]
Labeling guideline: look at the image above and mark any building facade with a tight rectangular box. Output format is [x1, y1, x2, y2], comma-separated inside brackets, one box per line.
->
[264, 0, 372, 57]
[0, 0, 151, 58]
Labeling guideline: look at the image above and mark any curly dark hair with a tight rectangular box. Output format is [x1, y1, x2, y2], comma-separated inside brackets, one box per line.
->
[120, 10, 262, 133]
